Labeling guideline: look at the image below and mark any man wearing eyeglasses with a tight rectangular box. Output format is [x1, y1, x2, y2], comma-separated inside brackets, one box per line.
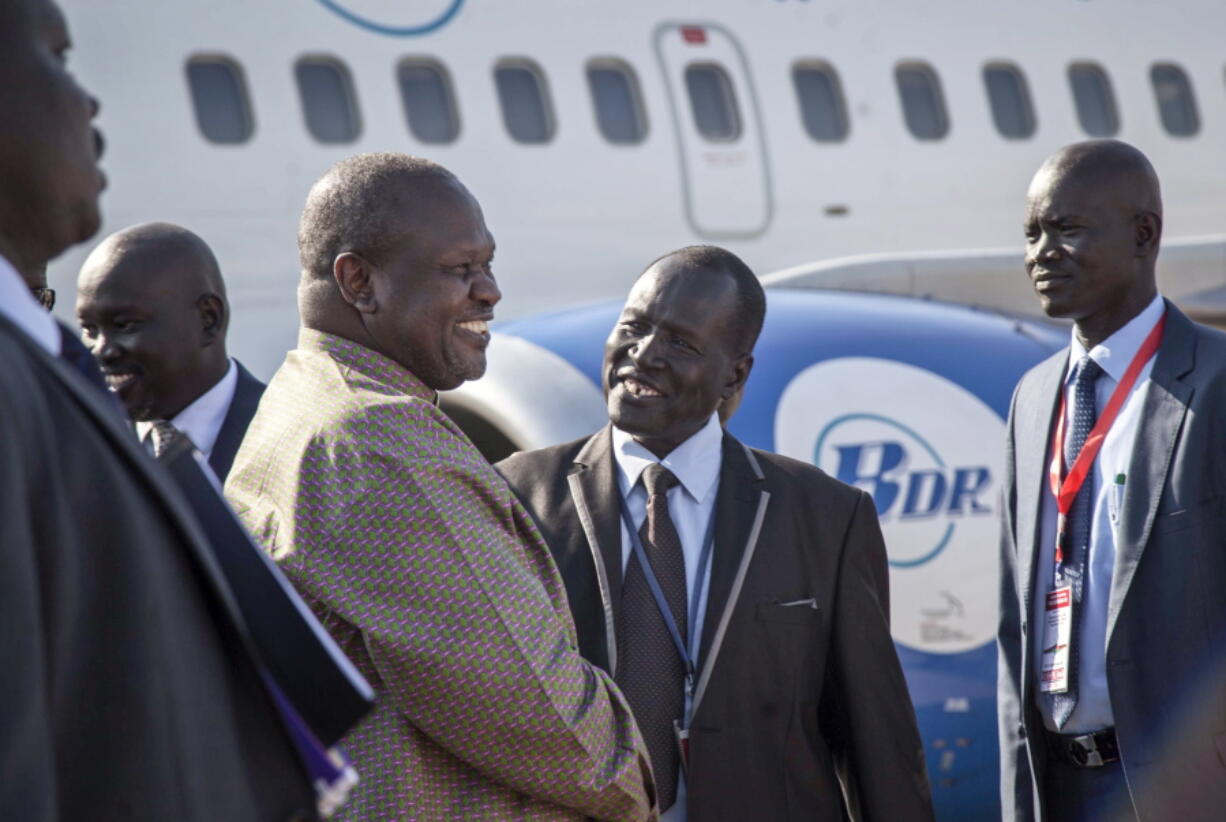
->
[21, 262, 56, 310]
[17, 250, 119, 408]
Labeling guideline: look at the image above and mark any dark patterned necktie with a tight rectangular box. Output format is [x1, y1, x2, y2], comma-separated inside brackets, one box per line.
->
[150, 419, 190, 459]
[617, 463, 687, 810]
[1048, 354, 1103, 729]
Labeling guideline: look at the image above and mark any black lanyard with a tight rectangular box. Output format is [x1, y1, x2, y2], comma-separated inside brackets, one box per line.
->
[618, 486, 716, 725]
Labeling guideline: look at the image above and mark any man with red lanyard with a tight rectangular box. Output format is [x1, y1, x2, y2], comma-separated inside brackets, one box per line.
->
[998, 139, 1226, 822]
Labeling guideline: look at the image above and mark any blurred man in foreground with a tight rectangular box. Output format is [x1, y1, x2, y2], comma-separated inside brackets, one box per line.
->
[226, 153, 656, 820]
[498, 246, 934, 821]
[998, 140, 1226, 821]
[0, 1, 323, 818]
[77, 222, 265, 480]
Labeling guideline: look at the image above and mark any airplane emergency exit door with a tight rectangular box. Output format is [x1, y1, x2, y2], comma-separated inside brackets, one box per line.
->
[654, 23, 772, 239]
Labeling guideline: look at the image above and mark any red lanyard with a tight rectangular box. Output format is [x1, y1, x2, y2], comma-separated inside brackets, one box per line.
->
[1047, 314, 1166, 563]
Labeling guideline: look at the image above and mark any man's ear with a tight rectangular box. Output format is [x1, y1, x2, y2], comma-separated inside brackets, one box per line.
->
[197, 293, 226, 345]
[1134, 211, 1162, 257]
[334, 252, 377, 313]
[718, 355, 753, 424]
[723, 354, 754, 400]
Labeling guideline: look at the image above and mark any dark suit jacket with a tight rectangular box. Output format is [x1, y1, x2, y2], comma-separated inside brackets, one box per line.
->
[210, 360, 265, 482]
[998, 303, 1226, 822]
[498, 426, 934, 821]
[0, 315, 317, 821]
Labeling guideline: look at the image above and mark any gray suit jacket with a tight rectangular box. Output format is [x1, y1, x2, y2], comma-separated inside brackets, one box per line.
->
[0, 315, 317, 821]
[998, 302, 1226, 821]
[498, 426, 934, 822]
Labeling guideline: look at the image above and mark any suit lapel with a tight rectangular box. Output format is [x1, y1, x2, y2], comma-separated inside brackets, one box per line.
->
[210, 361, 265, 482]
[1, 317, 255, 645]
[1016, 351, 1067, 636]
[699, 433, 761, 661]
[1107, 304, 1194, 645]
[568, 426, 624, 672]
[692, 434, 769, 718]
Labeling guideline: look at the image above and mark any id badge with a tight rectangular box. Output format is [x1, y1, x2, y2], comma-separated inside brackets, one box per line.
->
[673, 719, 690, 774]
[1039, 585, 1072, 694]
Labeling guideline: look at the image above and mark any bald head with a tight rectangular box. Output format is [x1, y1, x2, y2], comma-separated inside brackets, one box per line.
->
[76, 222, 231, 421]
[79, 221, 226, 302]
[1031, 139, 1162, 222]
[1024, 140, 1163, 348]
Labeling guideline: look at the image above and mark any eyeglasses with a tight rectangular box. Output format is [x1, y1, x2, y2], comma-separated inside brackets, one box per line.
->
[31, 287, 55, 311]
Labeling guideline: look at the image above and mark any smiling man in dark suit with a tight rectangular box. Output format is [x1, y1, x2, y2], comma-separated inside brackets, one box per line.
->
[497, 245, 934, 821]
[76, 221, 264, 480]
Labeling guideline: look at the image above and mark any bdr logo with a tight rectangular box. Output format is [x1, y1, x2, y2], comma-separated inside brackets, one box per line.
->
[821, 414, 994, 567]
[775, 358, 1003, 654]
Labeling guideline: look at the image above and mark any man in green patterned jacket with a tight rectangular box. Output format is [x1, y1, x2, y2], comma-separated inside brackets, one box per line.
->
[225, 153, 656, 821]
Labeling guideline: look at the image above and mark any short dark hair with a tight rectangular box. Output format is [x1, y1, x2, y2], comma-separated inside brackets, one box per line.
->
[297, 153, 458, 281]
[646, 245, 766, 354]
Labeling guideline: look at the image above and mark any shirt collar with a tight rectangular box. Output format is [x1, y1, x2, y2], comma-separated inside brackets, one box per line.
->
[0, 253, 60, 355]
[298, 327, 437, 404]
[1066, 293, 1166, 385]
[136, 358, 238, 456]
[611, 412, 723, 504]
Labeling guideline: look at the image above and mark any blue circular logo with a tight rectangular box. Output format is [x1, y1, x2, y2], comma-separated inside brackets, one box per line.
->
[775, 356, 1004, 653]
[814, 412, 955, 568]
[313, 0, 465, 37]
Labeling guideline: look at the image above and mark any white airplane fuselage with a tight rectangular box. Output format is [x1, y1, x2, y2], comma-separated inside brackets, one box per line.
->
[45, 4, 1226, 817]
[50, 0, 1226, 378]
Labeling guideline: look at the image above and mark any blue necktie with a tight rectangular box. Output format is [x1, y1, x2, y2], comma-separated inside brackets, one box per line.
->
[1048, 355, 1103, 729]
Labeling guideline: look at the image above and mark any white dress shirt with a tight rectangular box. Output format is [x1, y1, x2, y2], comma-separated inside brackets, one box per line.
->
[137, 358, 238, 463]
[1033, 293, 1165, 734]
[612, 411, 722, 822]
[0, 254, 60, 355]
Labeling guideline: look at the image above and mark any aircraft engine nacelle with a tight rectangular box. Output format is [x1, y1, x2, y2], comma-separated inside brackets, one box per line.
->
[442, 287, 1065, 821]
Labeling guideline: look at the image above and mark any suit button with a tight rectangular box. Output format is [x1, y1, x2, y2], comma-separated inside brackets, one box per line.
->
[1017, 724, 1027, 739]
[1021, 623, 1027, 636]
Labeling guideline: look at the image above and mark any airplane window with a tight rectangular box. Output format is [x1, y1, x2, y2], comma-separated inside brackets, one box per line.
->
[1151, 63, 1199, 137]
[983, 63, 1036, 139]
[586, 60, 647, 145]
[895, 62, 949, 140]
[792, 62, 849, 142]
[495, 61, 555, 144]
[684, 63, 742, 142]
[294, 57, 360, 144]
[1068, 63, 1119, 137]
[185, 56, 254, 144]
[398, 60, 460, 143]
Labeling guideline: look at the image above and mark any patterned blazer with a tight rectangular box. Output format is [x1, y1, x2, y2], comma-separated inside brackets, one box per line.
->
[225, 329, 654, 822]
